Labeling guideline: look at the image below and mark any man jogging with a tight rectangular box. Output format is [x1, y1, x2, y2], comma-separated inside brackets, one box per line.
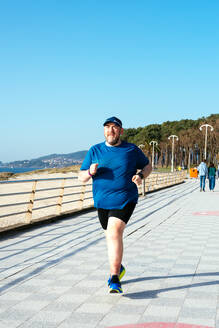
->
[78, 117, 152, 293]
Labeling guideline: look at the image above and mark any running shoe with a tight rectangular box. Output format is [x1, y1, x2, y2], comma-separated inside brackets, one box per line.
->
[109, 275, 123, 294]
[108, 264, 126, 286]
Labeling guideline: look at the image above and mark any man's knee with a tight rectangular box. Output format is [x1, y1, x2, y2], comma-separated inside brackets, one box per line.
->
[107, 217, 125, 238]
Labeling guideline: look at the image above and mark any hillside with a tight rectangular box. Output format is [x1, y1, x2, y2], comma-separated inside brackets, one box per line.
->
[122, 114, 219, 167]
[0, 151, 88, 169]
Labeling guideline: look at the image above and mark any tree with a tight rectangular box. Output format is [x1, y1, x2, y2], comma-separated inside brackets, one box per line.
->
[121, 114, 219, 168]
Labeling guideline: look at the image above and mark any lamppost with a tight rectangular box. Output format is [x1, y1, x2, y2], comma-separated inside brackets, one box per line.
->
[149, 140, 158, 170]
[168, 135, 178, 172]
[199, 124, 214, 160]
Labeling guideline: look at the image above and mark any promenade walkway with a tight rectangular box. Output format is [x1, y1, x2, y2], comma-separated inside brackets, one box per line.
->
[0, 177, 219, 328]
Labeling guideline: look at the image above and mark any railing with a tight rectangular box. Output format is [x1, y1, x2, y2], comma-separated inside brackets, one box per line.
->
[140, 171, 187, 195]
[0, 171, 187, 232]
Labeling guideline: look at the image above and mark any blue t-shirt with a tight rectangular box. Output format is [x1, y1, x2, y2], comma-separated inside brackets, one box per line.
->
[80, 141, 149, 209]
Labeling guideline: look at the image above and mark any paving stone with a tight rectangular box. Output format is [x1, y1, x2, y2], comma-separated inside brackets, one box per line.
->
[99, 313, 141, 326]
[59, 323, 97, 328]
[179, 306, 216, 319]
[177, 316, 215, 327]
[0, 308, 36, 322]
[0, 320, 23, 328]
[75, 302, 113, 313]
[143, 304, 181, 317]
[23, 310, 71, 325]
[58, 312, 104, 325]
[139, 315, 180, 324]
[110, 303, 148, 315]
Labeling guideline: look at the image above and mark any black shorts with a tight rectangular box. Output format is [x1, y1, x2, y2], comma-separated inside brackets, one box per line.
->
[97, 202, 136, 230]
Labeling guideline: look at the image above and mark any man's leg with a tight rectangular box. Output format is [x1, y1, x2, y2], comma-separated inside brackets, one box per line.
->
[209, 177, 212, 190]
[105, 217, 126, 276]
[213, 177, 215, 190]
[203, 176, 206, 191]
[210, 176, 215, 190]
[200, 176, 203, 190]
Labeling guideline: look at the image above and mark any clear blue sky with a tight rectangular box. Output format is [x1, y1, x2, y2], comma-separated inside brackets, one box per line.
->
[1, 0, 218, 162]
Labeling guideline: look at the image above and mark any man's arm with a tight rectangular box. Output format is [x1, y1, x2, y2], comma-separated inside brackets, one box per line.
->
[141, 162, 152, 179]
[78, 163, 99, 183]
[132, 162, 152, 186]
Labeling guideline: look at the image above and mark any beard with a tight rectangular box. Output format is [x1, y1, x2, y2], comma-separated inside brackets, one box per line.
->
[105, 135, 121, 146]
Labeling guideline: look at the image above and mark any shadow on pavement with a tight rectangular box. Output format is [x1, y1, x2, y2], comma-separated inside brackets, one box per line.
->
[123, 272, 219, 299]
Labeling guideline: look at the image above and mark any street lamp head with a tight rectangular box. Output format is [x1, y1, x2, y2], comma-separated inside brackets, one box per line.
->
[199, 124, 214, 131]
[149, 140, 158, 146]
[199, 123, 214, 161]
[168, 135, 178, 141]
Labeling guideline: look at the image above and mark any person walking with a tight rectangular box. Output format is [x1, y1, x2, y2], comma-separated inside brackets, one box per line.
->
[197, 159, 208, 192]
[208, 162, 216, 191]
[78, 116, 152, 293]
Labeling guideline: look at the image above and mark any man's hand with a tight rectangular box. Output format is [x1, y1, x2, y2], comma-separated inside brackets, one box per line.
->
[132, 174, 142, 186]
[78, 163, 99, 183]
[132, 163, 152, 186]
[89, 163, 99, 176]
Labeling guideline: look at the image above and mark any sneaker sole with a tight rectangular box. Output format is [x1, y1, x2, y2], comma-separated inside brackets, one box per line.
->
[109, 288, 123, 294]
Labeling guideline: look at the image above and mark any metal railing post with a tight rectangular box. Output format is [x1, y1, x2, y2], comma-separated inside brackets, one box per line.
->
[80, 184, 86, 209]
[25, 180, 37, 223]
[155, 173, 159, 188]
[141, 178, 145, 196]
[166, 173, 169, 186]
[57, 178, 66, 215]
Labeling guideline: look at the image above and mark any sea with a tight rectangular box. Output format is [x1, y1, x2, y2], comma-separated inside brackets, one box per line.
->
[0, 167, 42, 174]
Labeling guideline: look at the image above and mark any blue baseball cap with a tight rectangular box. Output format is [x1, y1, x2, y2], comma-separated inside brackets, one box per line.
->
[103, 116, 122, 128]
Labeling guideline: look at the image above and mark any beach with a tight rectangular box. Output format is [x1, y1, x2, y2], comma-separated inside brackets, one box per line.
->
[0, 170, 93, 232]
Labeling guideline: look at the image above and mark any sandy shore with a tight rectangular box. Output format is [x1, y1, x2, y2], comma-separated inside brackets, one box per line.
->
[0, 171, 93, 231]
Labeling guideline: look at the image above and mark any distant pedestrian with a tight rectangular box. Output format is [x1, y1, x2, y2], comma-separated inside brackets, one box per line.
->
[208, 162, 216, 191]
[197, 159, 208, 192]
